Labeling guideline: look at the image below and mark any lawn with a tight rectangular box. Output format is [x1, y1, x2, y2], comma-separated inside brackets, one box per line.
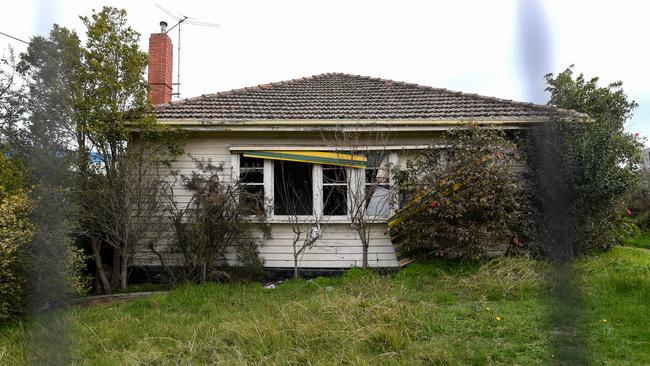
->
[0, 246, 648, 365]
[622, 230, 650, 249]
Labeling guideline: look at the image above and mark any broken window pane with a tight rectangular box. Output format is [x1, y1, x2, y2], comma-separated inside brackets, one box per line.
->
[274, 160, 313, 215]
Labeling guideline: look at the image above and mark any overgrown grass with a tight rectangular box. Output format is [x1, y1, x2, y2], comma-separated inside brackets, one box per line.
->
[574, 246, 650, 365]
[622, 230, 650, 249]
[0, 247, 648, 365]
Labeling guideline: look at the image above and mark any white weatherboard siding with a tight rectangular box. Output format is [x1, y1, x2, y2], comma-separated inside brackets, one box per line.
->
[131, 131, 440, 269]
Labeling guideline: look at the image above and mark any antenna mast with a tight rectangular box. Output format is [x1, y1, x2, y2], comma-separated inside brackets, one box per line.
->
[155, 4, 219, 99]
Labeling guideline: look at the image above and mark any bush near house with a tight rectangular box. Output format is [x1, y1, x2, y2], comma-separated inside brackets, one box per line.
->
[159, 160, 267, 283]
[392, 125, 532, 260]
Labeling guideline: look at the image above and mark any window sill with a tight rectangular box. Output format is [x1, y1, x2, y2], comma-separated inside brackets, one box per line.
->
[248, 216, 390, 225]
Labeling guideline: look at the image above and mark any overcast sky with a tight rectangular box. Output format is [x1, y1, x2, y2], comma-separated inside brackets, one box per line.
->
[2, 0, 649, 140]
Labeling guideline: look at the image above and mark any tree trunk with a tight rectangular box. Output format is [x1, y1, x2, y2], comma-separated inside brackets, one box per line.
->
[120, 247, 128, 290]
[358, 228, 369, 268]
[294, 254, 299, 278]
[200, 263, 207, 283]
[111, 248, 120, 289]
[362, 244, 368, 268]
[90, 238, 111, 294]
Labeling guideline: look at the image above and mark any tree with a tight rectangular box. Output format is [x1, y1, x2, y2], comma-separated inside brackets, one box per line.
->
[10, 25, 89, 319]
[392, 125, 531, 260]
[322, 129, 394, 268]
[77, 7, 155, 291]
[15, 7, 179, 293]
[522, 66, 642, 258]
[160, 160, 266, 283]
[273, 160, 326, 278]
[84, 132, 175, 291]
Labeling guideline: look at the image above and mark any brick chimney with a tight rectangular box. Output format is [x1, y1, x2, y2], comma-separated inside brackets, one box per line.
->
[148, 21, 173, 105]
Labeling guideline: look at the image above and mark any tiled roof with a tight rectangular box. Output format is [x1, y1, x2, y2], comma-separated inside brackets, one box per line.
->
[153, 73, 580, 121]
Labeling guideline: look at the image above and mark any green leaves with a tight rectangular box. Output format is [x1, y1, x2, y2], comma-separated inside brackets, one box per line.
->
[79, 6, 151, 159]
[545, 66, 638, 133]
[527, 66, 642, 256]
[393, 125, 532, 260]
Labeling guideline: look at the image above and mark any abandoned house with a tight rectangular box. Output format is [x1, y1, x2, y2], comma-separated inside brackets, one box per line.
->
[135, 23, 575, 272]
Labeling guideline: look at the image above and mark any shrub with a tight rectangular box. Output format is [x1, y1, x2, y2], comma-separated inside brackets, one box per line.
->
[391, 124, 532, 260]
[0, 190, 33, 322]
[0, 153, 89, 321]
[628, 170, 650, 231]
[159, 160, 267, 283]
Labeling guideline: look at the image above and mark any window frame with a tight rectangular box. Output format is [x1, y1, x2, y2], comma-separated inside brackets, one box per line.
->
[363, 153, 394, 219]
[272, 159, 316, 218]
[232, 152, 398, 222]
[320, 164, 350, 220]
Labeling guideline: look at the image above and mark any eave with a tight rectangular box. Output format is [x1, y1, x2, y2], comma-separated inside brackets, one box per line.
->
[154, 118, 553, 132]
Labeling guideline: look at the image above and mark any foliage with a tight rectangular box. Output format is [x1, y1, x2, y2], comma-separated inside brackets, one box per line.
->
[160, 160, 266, 283]
[0, 7, 163, 316]
[13, 21, 96, 305]
[1, 247, 648, 365]
[0, 150, 26, 197]
[2, 26, 91, 317]
[0, 189, 33, 322]
[15, 7, 182, 293]
[621, 230, 650, 249]
[77, 7, 167, 291]
[0, 48, 26, 147]
[546, 66, 638, 132]
[17, 24, 83, 174]
[393, 125, 532, 259]
[521, 66, 642, 258]
[628, 170, 650, 230]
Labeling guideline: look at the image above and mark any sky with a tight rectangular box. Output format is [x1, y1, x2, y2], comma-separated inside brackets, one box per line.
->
[1, 0, 649, 140]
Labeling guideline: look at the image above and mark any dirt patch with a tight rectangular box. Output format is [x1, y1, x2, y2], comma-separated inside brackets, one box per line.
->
[72, 291, 167, 307]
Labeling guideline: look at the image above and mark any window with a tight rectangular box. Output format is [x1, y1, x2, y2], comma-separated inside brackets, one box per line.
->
[322, 165, 347, 215]
[274, 160, 313, 215]
[365, 153, 391, 217]
[239, 156, 265, 213]
[235, 151, 395, 219]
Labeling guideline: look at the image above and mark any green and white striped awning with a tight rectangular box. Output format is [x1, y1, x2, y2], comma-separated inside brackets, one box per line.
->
[242, 150, 367, 168]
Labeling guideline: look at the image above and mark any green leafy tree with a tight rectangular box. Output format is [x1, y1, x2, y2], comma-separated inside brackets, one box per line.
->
[16, 7, 179, 294]
[523, 66, 642, 258]
[7, 25, 89, 325]
[77, 7, 179, 291]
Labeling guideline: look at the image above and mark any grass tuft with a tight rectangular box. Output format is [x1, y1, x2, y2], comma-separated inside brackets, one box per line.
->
[0, 247, 648, 365]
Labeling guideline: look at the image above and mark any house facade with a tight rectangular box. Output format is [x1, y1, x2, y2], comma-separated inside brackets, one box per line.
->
[136, 25, 573, 271]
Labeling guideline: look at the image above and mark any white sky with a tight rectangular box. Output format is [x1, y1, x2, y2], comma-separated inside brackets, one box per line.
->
[2, 0, 649, 140]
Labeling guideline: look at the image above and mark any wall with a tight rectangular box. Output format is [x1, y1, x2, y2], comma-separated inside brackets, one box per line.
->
[130, 130, 442, 269]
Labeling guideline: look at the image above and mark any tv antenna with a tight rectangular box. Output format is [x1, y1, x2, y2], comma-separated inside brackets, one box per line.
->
[155, 4, 219, 98]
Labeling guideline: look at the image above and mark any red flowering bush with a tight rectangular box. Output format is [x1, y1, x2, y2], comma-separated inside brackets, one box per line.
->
[392, 125, 533, 259]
